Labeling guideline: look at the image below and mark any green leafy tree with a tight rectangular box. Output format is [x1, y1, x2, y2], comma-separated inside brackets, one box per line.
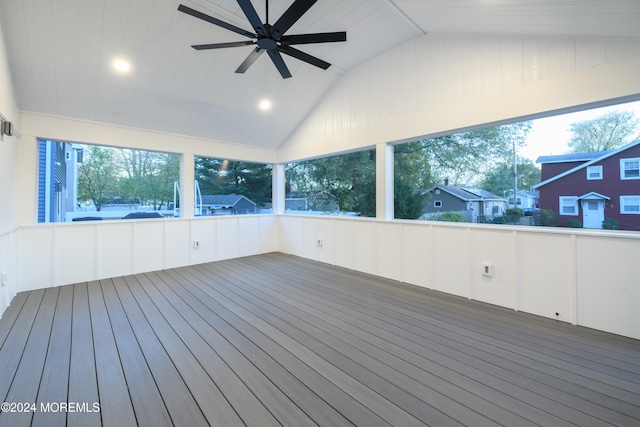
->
[394, 178, 425, 219]
[78, 146, 119, 211]
[568, 110, 640, 153]
[118, 149, 179, 209]
[480, 159, 541, 197]
[287, 150, 376, 216]
[415, 121, 532, 185]
[195, 157, 272, 207]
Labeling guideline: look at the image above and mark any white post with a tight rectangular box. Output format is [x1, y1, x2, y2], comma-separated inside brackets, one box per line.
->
[180, 153, 194, 219]
[272, 163, 286, 215]
[376, 142, 394, 221]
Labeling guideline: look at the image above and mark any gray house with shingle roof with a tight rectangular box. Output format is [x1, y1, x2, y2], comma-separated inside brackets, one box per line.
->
[201, 194, 256, 215]
[421, 185, 507, 222]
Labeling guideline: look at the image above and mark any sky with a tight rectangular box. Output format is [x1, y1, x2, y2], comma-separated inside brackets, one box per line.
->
[519, 99, 640, 163]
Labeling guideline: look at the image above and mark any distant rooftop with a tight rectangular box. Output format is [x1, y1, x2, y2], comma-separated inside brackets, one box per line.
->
[536, 150, 612, 164]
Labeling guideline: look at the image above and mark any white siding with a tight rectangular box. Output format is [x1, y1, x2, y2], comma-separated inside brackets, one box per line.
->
[279, 35, 640, 162]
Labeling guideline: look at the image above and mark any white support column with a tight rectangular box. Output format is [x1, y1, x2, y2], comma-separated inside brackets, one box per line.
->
[272, 163, 286, 215]
[376, 142, 394, 221]
[180, 153, 194, 219]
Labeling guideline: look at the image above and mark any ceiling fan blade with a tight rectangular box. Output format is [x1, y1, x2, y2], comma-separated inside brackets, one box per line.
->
[178, 4, 256, 38]
[236, 48, 264, 73]
[272, 0, 317, 37]
[236, 0, 268, 36]
[267, 50, 292, 79]
[279, 31, 347, 45]
[278, 45, 330, 70]
[192, 41, 255, 50]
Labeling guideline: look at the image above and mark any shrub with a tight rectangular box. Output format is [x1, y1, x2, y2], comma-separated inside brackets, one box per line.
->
[491, 216, 506, 224]
[567, 219, 583, 228]
[438, 212, 466, 222]
[602, 218, 619, 230]
[534, 208, 557, 226]
[506, 208, 524, 217]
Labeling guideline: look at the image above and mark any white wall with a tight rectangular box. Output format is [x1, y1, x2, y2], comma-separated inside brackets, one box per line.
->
[278, 215, 640, 340]
[15, 215, 278, 292]
[0, 19, 20, 317]
[279, 35, 640, 161]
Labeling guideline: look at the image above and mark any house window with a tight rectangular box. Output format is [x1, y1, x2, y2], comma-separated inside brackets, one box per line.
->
[559, 196, 578, 215]
[434, 200, 442, 208]
[586, 165, 603, 180]
[620, 158, 640, 180]
[620, 196, 640, 214]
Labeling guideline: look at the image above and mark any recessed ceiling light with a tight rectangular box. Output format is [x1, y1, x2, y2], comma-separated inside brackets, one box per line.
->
[113, 59, 130, 72]
[259, 99, 272, 111]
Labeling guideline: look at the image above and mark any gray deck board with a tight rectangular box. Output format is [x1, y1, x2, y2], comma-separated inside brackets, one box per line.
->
[0, 253, 639, 426]
[32, 285, 73, 427]
[67, 283, 101, 427]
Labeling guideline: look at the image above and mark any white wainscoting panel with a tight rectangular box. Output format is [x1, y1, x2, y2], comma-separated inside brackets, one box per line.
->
[575, 235, 639, 340]
[216, 217, 240, 261]
[191, 219, 217, 265]
[401, 223, 431, 289]
[302, 217, 318, 260]
[238, 216, 260, 257]
[316, 218, 335, 265]
[17, 226, 54, 292]
[376, 222, 402, 281]
[56, 224, 97, 286]
[431, 225, 470, 298]
[0, 229, 18, 318]
[353, 220, 376, 276]
[469, 228, 516, 309]
[12, 216, 278, 296]
[517, 232, 573, 322]
[98, 222, 134, 279]
[133, 221, 165, 274]
[333, 219, 354, 270]
[259, 215, 278, 254]
[165, 220, 191, 269]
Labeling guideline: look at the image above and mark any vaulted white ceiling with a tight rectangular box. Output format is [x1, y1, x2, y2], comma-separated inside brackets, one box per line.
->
[1, 0, 639, 149]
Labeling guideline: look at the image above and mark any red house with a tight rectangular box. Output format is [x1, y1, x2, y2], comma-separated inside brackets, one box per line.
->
[533, 140, 640, 231]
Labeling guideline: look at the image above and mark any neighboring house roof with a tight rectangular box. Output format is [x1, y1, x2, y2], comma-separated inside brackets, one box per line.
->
[533, 140, 640, 189]
[516, 190, 539, 197]
[463, 188, 505, 201]
[201, 194, 256, 208]
[536, 150, 612, 164]
[427, 185, 505, 202]
[578, 192, 610, 201]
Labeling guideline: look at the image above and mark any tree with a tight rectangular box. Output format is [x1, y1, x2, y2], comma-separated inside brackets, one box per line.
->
[195, 157, 273, 207]
[286, 150, 377, 216]
[568, 110, 640, 153]
[78, 146, 119, 211]
[394, 178, 425, 219]
[118, 149, 179, 209]
[405, 121, 532, 186]
[480, 159, 541, 197]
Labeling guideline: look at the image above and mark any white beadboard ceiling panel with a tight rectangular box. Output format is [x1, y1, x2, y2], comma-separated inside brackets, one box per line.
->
[1, 0, 639, 150]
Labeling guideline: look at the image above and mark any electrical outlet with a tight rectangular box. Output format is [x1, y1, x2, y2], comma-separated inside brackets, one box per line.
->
[1, 271, 7, 287]
[317, 238, 323, 247]
[193, 240, 200, 249]
[482, 262, 493, 277]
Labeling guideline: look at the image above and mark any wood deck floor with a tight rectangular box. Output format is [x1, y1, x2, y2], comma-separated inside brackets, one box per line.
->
[0, 253, 639, 426]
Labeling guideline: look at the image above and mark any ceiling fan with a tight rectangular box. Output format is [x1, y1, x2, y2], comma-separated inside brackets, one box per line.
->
[178, 0, 347, 79]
